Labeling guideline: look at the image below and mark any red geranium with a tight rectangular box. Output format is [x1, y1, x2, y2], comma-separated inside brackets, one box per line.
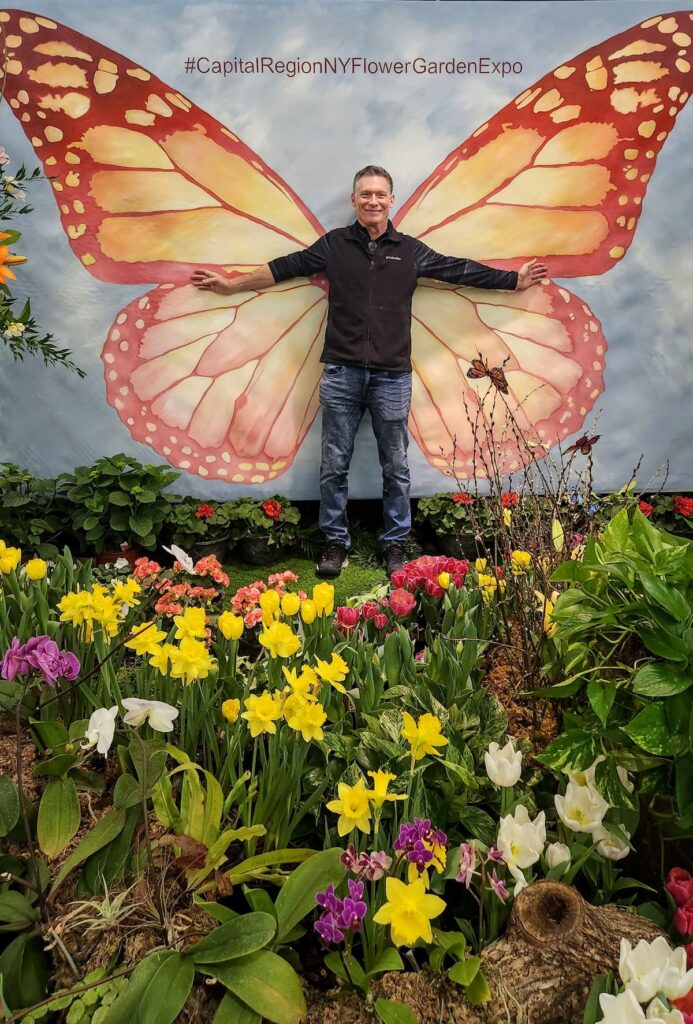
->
[263, 499, 282, 520]
[674, 496, 693, 518]
[501, 491, 519, 508]
[452, 492, 473, 505]
[638, 500, 654, 518]
[195, 503, 216, 518]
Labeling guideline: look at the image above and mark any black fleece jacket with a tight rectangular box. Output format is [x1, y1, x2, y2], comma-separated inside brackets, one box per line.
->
[269, 220, 518, 372]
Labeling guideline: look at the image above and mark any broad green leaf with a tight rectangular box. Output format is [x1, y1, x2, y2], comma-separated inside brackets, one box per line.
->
[0, 932, 49, 1010]
[37, 777, 80, 860]
[33, 752, 81, 778]
[550, 561, 592, 584]
[587, 682, 616, 728]
[623, 704, 687, 757]
[226, 848, 316, 886]
[632, 663, 693, 697]
[448, 956, 480, 987]
[213, 992, 260, 1024]
[193, 895, 237, 925]
[128, 513, 153, 538]
[275, 848, 343, 944]
[187, 912, 276, 964]
[0, 776, 19, 837]
[113, 772, 141, 811]
[637, 627, 689, 662]
[465, 967, 492, 1005]
[366, 948, 405, 979]
[50, 808, 126, 895]
[0, 890, 40, 930]
[102, 950, 181, 1024]
[199, 950, 306, 1024]
[594, 758, 638, 811]
[537, 730, 600, 772]
[639, 569, 690, 622]
[582, 974, 614, 1024]
[457, 806, 497, 847]
[137, 950, 194, 1024]
[374, 999, 419, 1024]
[601, 509, 631, 554]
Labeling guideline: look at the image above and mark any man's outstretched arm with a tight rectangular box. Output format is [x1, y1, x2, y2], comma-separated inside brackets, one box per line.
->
[414, 241, 547, 292]
[191, 265, 274, 295]
[190, 234, 332, 295]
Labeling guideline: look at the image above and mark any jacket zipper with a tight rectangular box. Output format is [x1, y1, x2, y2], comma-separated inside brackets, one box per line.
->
[365, 253, 375, 368]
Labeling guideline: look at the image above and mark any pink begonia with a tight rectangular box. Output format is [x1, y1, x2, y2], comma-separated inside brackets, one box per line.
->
[244, 607, 264, 628]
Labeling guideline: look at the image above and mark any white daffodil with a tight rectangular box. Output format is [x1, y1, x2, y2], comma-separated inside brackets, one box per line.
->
[598, 989, 647, 1024]
[545, 841, 572, 870]
[121, 697, 179, 733]
[163, 544, 195, 574]
[592, 825, 631, 861]
[645, 997, 685, 1023]
[496, 804, 546, 872]
[555, 781, 609, 834]
[484, 738, 523, 788]
[82, 706, 118, 755]
[619, 936, 693, 1003]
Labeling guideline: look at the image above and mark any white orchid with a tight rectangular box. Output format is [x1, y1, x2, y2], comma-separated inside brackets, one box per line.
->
[496, 804, 546, 872]
[555, 780, 609, 834]
[592, 825, 631, 861]
[163, 544, 195, 574]
[645, 997, 685, 1023]
[121, 697, 179, 733]
[598, 990, 646, 1024]
[619, 936, 693, 1003]
[82, 706, 118, 755]
[484, 738, 523, 787]
[545, 841, 572, 870]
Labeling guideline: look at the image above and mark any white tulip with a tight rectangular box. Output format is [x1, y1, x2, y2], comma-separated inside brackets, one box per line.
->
[122, 697, 179, 733]
[569, 754, 605, 788]
[555, 781, 609, 834]
[485, 738, 523, 787]
[545, 841, 572, 870]
[646, 997, 685, 1023]
[496, 805, 546, 871]
[598, 990, 646, 1024]
[619, 936, 693, 1003]
[592, 825, 631, 861]
[82, 706, 118, 755]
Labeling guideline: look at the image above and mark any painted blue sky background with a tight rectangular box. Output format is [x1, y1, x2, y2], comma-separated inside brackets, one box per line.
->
[1, 0, 692, 497]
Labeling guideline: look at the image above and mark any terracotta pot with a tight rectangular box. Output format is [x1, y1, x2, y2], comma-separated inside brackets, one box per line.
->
[92, 546, 142, 567]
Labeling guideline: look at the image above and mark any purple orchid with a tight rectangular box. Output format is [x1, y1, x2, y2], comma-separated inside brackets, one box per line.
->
[357, 850, 392, 881]
[314, 880, 368, 948]
[340, 844, 359, 872]
[407, 839, 435, 873]
[1, 637, 31, 681]
[489, 869, 509, 904]
[314, 912, 344, 947]
[456, 842, 477, 888]
[0, 636, 80, 688]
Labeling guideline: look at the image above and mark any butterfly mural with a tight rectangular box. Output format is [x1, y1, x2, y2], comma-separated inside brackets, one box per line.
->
[0, 9, 692, 487]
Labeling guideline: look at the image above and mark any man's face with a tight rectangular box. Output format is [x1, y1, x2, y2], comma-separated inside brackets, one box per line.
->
[351, 175, 394, 234]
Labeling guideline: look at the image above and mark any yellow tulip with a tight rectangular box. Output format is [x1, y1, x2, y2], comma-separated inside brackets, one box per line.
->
[25, 558, 47, 581]
[221, 698, 241, 723]
[218, 611, 244, 640]
[312, 582, 335, 617]
[300, 599, 317, 624]
[280, 592, 301, 616]
[437, 571, 450, 590]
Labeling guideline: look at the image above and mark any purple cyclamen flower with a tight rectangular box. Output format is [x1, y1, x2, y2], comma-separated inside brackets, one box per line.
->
[358, 850, 392, 881]
[314, 912, 344, 948]
[488, 869, 509, 904]
[456, 842, 477, 888]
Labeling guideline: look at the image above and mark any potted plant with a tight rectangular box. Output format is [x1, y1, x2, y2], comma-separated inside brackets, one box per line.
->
[61, 454, 180, 559]
[0, 462, 69, 558]
[414, 491, 489, 558]
[227, 495, 301, 565]
[165, 498, 234, 562]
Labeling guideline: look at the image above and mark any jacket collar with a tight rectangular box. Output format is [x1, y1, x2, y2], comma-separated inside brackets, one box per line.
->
[348, 219, 403, 244]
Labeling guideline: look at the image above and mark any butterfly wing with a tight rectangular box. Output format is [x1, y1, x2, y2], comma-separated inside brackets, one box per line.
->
[466, 358, 488, 380]
[0, 10, 328, 482]
[396, 12, 692, 474]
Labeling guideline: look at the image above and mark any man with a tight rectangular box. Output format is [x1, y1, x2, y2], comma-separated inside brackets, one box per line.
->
[192, 166, 547, 578]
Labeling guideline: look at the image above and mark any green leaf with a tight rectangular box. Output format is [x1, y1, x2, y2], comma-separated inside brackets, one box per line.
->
[0, 890, 40, 930]
[187, 912, 276, 964]
[639, 569, 690, 621]
[637, 627, 689, 662]
[0, 776, 20, 837]
[199, 950, 306, 1024]
[465, 968, 492, 1005]
[37, 777, 80, 860]
[632, 663, 693, 697]
[537, 730, 600, 772]
[594, 758, 638, 811]
[33, 752, 81, 778]
[274, 848, 343, 945]
[550, 561, 592, 584]
[587, 682, 616, 728]
[30, 720, 69, 750]
[213, 992, 260, 1024]
[582, 974, 614, 1024]
[137, 950, 194, 1024]
[448, 956, 480, 987]
[374, 999, 419, 1024]
[623, 704, 687, 757]
[50, 808, 126, 896]
[457, 806, 497, 847]
[0, 932, 49, 1010]
[128, 513, 153, 538]
[108, 491, 130, 506]
[113, 773, 141, 811]
[366, 948, 405, 980]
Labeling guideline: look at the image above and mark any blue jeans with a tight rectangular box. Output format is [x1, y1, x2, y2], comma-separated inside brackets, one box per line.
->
[319, 364, 412, 548]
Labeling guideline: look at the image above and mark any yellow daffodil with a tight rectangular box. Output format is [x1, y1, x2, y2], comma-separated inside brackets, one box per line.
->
[300, 599, 317, 624]
[125, 621, 168, 656]
[437, 571, 450, 590]
[221, 698, 241, 723]
[218, 611, 244, 640]
[283, 691, 308, 723]
[148, 643, 177, 675]
[534, 589, 559, 638]
[169, 637, 216, 683]
[112, 578, 141, 606]
[25, 558, 47, 581]
[503, 508, 512, 527]
[401, 712, 448, 762]
[312, 582, 335, 617]
[173, 607, 207, 641]
[510, 550, 532, 576]
[241, 691, 283, 737]
[326, 779, 372, 836]
[286, 700, 327, 743]
[367, 770, 406, 808]
[373, 877, 446, 946]
[0, 540, 21, 574]
[280, 592, 301, 616]
[314, 653, 349, 693]
[282, 665, 318, 700]
[258, 621, 301, 659]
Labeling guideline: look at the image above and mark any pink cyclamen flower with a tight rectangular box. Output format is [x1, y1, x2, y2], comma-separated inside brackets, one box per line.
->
[667, 868, 693, 908]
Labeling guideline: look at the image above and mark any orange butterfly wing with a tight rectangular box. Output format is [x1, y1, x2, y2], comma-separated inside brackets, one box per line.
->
[395, 12, 692, 477]
[0, 9, 328, 483]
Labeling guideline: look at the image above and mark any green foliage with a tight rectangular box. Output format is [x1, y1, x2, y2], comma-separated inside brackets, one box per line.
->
[224, 496, 302, 551]
[166, 497, 236, 547]
[0, 464, 67, 556]
[0, 776, 20, 836]
[415, 492, 488, 537]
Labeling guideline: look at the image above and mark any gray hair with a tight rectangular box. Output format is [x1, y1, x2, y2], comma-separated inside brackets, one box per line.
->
[352, 165, 394, 194]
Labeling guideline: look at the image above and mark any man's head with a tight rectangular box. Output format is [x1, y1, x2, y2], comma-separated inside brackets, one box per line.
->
[352, 165, 394, 237]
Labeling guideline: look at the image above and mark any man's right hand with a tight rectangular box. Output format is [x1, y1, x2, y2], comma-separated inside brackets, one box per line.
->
[190, 269, 235, 294]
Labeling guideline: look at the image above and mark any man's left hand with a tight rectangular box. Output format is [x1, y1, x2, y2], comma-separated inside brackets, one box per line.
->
[516, 258, 548, 290]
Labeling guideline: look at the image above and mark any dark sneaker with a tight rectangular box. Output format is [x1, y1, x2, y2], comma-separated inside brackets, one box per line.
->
[384, 542, 407, 577]
[316, 542, 349, 578]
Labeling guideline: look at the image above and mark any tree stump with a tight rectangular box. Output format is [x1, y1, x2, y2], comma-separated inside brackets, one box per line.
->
[371, 880, 665, 1024]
